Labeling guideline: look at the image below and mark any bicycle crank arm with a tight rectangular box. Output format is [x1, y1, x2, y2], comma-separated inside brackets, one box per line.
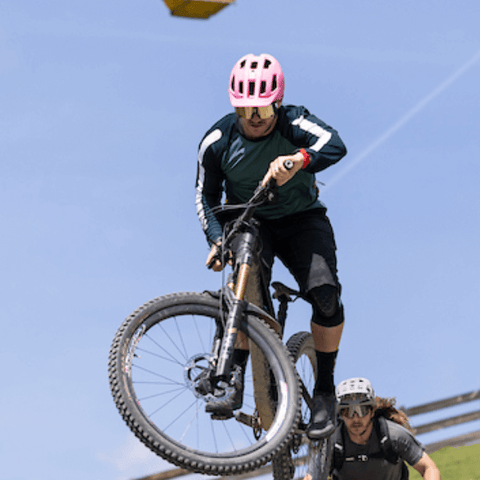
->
[234, 411, 257, 428]
[235, 411, 263, 440]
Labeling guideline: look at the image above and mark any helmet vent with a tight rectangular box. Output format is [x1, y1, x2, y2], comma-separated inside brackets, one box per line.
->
[248, 81, 255, 96]
[239, 81, 244, 94]
[251, 61, 258, 69]
[272, 74, 277, 91]
[240, 60, 246, 68]
[264, 59, 271, 69]
[231, 76, 235, 91]
[260, 81, 266, 95]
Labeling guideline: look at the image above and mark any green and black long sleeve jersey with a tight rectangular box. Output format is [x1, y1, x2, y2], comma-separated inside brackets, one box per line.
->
[195, 104, 347, 245]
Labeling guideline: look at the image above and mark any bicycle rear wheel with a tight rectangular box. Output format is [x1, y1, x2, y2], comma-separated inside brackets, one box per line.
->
[108, 292, 300, 475]
[305, 436, 334, 480]
[272, 331, 317, 480]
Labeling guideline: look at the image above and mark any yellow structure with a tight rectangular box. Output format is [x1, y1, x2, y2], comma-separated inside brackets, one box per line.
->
[163, 0, 235, 19]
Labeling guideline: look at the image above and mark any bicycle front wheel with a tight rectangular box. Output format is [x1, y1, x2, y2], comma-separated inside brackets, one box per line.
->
[108, 292, 300, 475]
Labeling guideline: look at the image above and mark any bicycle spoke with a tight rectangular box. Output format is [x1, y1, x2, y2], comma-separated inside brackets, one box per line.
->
[155, 320, 189, 363]
[133, 363, 184, 386]
[149, 388, 188, 419]
[136, 344, 184, 366]
[163, 396, 199, 433]
[209, 416, 219, 453]
[179, 401, 204, 443]
[136, 386, 185, 401]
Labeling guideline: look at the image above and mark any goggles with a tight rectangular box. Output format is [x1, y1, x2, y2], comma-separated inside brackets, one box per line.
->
[235, 103, 277, 120]
[338, 404, 373, 418]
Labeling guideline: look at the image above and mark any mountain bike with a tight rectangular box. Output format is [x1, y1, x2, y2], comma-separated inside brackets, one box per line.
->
[108, 171, 334, 478]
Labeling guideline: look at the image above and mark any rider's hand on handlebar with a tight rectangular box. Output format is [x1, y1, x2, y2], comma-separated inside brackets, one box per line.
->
[206, 242, 232, 272]
[261, 152, 304, 187]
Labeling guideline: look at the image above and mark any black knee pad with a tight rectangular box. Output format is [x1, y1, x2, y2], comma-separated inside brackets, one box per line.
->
[308, 285, 345, 327]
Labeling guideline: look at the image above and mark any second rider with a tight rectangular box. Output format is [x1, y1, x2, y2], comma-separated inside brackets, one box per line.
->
[195, 53, 347, 440]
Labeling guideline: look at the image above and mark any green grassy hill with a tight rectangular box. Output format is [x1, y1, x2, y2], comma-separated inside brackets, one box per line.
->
[408, 443, 480, 479]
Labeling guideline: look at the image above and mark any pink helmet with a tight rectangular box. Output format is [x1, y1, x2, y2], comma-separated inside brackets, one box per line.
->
[228, 53, 285, 108]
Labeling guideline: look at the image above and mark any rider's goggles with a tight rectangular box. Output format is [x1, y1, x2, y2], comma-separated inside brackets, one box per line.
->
[235, 103, 277, 120]
[338, 404, 373, 418]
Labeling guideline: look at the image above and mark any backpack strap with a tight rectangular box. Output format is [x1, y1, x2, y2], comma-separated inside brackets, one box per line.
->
[375, 416, 400, 465]
[374, 417, 408, 478]
[332, 423, 346, 471]
[401, 461, 409, 480]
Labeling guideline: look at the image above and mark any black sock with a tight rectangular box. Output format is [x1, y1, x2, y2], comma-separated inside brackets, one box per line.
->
[314, 350, 338, 396]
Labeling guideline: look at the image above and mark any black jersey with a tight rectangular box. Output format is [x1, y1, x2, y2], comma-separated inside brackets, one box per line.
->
[195, 105, 347, 244]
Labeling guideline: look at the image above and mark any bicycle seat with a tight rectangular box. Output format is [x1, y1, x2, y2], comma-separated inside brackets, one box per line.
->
[271, 281, 302, 301]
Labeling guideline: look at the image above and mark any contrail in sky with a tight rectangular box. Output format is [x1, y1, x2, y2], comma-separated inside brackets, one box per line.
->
[324, 47, 480, 191]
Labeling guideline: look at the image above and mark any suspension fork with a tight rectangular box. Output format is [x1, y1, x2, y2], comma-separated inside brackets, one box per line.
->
[215, 226, 258, 379]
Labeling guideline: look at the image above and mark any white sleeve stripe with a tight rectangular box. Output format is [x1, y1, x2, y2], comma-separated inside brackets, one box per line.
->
[198, 129, 222, 163]
[195, 129, 223, 231]
[292, 116, 332, 152]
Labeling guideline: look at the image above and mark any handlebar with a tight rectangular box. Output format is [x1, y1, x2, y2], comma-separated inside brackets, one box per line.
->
[207, 159, 294, 269]
[235, 158, 293, 222]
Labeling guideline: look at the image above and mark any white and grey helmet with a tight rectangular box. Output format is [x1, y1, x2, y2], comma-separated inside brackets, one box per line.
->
[336, 378, 376, 415]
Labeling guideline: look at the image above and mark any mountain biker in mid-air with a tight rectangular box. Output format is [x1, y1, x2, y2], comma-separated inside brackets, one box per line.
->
[195, 53, 347, 440]
[329, 377, 441, 479]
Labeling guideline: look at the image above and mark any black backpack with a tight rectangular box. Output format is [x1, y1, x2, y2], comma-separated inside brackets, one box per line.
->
[332, 416, 409, 479]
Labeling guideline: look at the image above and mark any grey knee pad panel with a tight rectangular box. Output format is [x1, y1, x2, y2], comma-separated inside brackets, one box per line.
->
[309, 285, 345, 327]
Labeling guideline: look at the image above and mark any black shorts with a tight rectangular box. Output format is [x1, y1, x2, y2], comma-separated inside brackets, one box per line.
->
[256, 209, 341, 294]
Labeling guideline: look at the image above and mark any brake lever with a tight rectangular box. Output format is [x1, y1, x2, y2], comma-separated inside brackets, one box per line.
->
[265, 178, 278, 204]
[206, 244, 232, 270]
[251, 158, 293, 203]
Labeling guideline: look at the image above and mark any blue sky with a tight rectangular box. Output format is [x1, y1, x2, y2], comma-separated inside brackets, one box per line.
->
[1, 1, 479, 479]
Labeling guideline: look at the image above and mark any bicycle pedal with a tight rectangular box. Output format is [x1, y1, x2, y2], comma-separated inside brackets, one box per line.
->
[234, 411, 254, 427]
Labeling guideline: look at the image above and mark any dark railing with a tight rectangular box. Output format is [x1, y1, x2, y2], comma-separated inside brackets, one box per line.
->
[404, 389, 480, 453]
